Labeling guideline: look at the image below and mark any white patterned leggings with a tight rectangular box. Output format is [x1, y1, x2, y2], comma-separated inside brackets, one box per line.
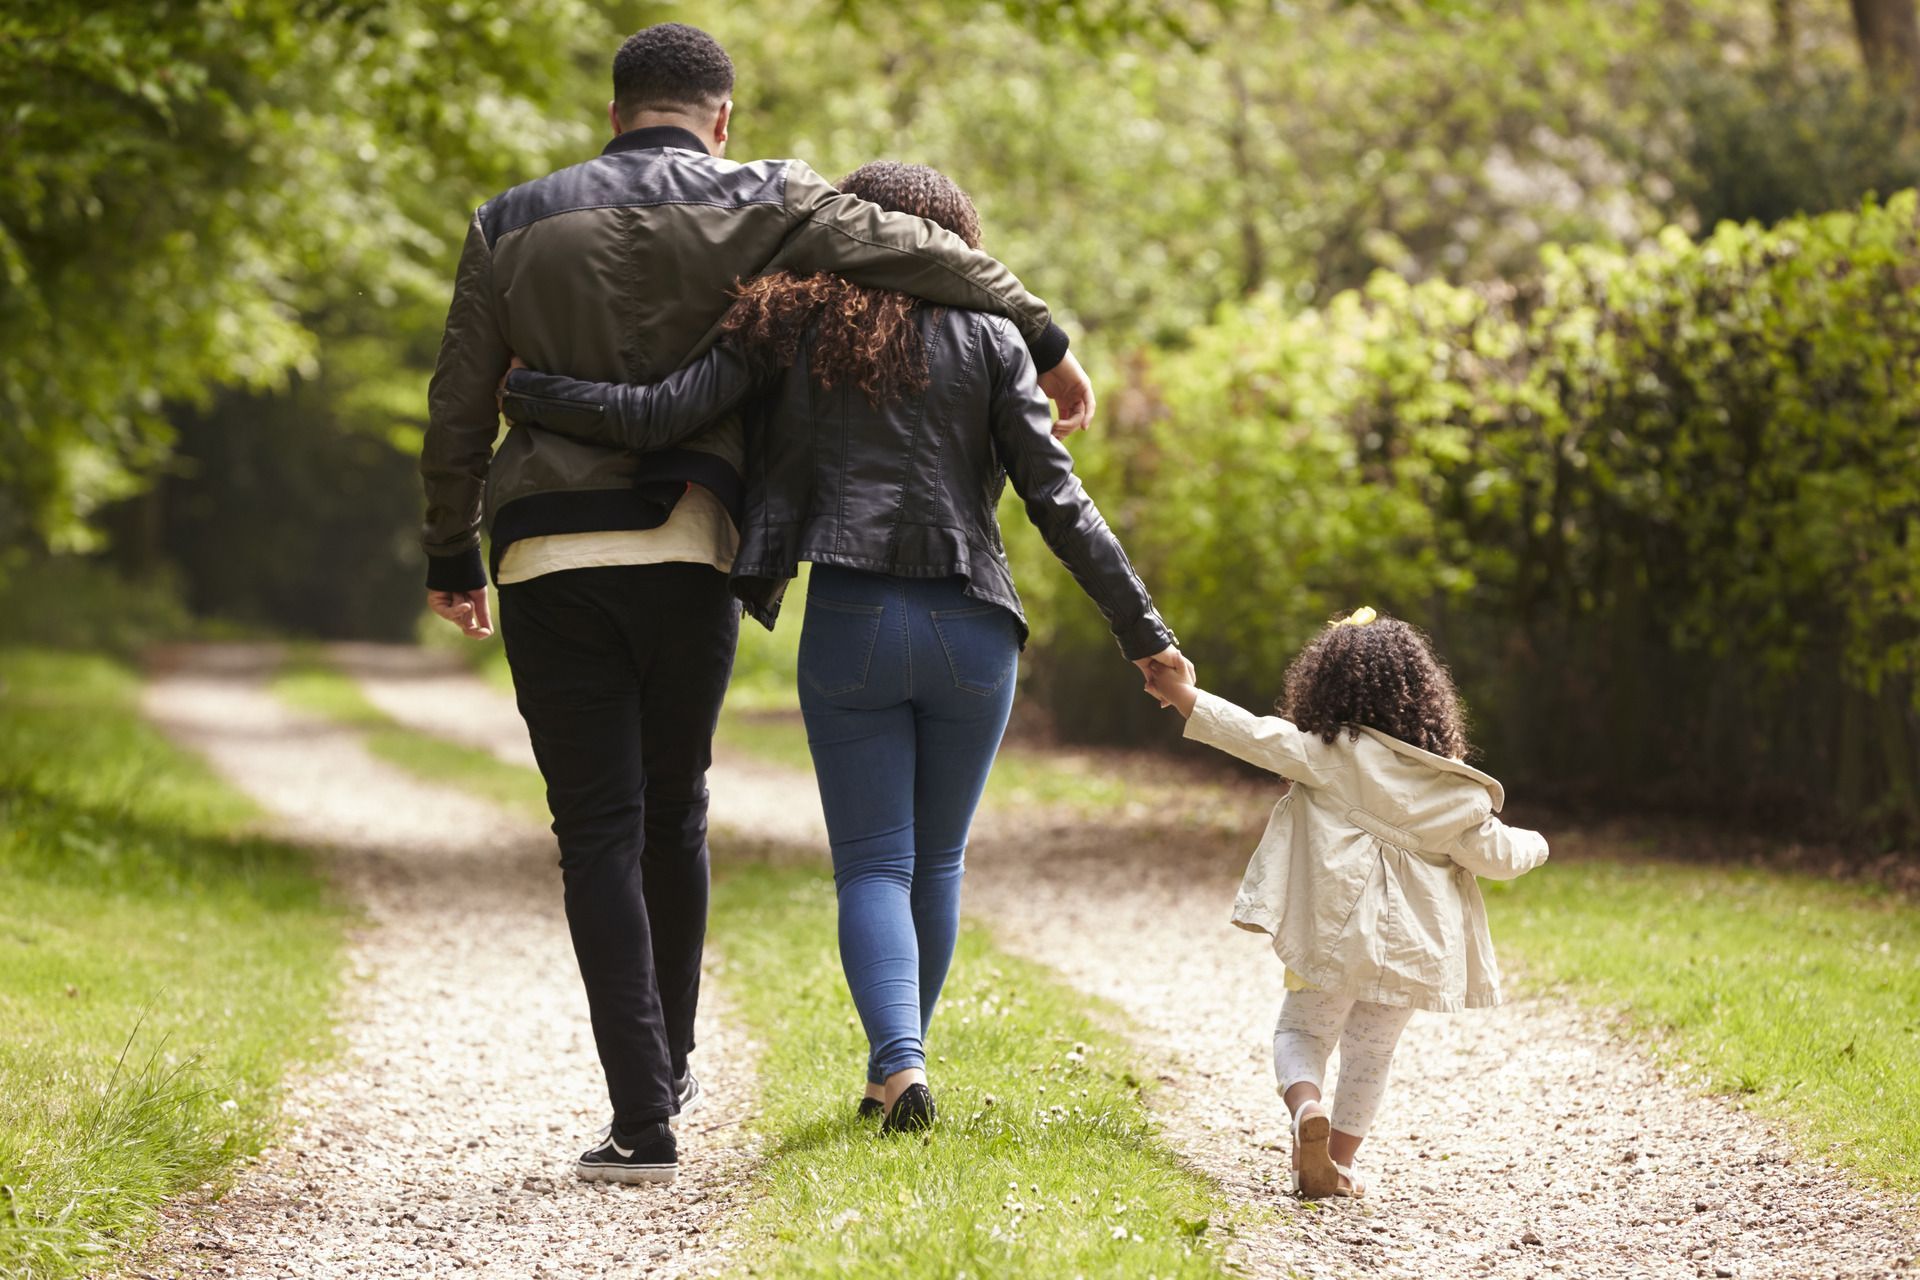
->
[1272, 988, 1415, 1139]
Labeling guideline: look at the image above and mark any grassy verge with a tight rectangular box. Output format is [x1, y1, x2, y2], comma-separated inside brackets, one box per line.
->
[1490, 848, 1920, 1193]
[709, 858, 1251, 1278]
[0, 649, 344, 1278]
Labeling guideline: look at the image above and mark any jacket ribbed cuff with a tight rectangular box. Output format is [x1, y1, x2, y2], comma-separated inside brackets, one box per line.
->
[425, 546, 488, 592]
[1027, 321, 1070, 374]
[1115, 612, 1176, 663]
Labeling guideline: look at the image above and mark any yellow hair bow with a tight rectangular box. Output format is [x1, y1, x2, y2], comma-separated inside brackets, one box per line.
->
[1336, 606, 1378, 627]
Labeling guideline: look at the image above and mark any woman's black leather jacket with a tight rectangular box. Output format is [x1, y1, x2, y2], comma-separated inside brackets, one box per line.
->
[500, 306, 1174, 661]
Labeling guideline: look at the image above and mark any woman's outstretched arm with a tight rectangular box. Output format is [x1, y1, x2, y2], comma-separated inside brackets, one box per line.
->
[983, 317, 1178, 665]
[498, 342, 770, 453]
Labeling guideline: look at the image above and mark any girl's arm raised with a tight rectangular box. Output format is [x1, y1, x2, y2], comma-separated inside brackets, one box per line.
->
[1178, 689, 1344, 788]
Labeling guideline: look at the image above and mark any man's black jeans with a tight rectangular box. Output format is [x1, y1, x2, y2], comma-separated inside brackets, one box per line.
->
[499, 562, 738, 1127]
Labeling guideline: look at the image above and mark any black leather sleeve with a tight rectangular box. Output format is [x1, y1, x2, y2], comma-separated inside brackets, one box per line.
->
[421, 214, 510, 591]
[982, 318, 1176, 662]
[500, 342, 770, 453]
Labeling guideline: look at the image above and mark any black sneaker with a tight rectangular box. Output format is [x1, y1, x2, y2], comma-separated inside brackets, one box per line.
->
[881, 1083, 936, 1135]
[576, 1120, 677, 1185]
[672, 1069, 704, 1123]
[857, 1096, 884, 1120]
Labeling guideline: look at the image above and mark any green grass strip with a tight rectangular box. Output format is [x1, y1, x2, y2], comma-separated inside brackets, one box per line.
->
[1492, 856, 1920, 1193]
[707, 857, 1252, 1278]
[0, 649, 344, 1279]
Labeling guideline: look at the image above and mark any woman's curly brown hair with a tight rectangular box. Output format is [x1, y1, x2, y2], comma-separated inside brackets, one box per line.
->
[1281, 614, 1469, 759]
[719, 161, 982, 404]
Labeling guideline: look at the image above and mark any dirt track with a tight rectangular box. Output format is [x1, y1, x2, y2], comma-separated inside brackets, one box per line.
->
[139, 643, 1917, 1279]
[136, 645, 759, 1280]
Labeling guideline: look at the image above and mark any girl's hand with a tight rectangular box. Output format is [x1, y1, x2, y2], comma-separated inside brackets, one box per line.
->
[1136, 647, 1199, 716]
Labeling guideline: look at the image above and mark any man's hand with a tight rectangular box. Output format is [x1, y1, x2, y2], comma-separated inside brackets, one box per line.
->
[1132, 644, 1196, 710]
[1037, 350, 1096, 439]
[428, 588, 494, 639]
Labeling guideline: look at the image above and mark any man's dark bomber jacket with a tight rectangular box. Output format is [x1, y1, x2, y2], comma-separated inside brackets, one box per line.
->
[421, 125, 1070, 592]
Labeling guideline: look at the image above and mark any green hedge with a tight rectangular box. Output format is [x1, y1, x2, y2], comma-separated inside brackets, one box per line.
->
[1021, 190, 1920, 842]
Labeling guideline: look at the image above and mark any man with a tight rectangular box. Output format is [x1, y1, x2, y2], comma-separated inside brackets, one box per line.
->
[418, 23, 1096, 1185]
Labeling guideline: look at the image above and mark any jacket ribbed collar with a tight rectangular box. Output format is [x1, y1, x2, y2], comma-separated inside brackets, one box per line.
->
[602, 125, 711, 157]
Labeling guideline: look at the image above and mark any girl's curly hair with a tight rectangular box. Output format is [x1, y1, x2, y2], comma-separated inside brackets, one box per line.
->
[1281, 615, 1469, 759]
[720, 161, 982, 404]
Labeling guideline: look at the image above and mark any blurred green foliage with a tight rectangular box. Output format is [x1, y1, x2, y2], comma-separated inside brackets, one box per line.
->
[5, 0, 1917, 835]
[1675, 62, 1920, 228]
[8, 0, 1908, 559]
[0, 556, 197, 656]
[0, 0, 607, 550]
[1029, 191, 1920, 838]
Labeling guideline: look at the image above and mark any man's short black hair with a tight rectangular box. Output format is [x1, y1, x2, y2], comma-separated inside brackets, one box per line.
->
[613, 23, 734, 118]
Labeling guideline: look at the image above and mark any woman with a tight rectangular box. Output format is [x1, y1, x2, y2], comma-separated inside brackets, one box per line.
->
[500, 162, 1187, 1133]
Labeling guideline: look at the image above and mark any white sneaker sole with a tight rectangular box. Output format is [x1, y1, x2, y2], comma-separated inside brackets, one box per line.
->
[576, 1160, 677, 1186]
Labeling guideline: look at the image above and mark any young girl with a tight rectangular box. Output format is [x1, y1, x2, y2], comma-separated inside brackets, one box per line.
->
[1145, 607, 1548, 1199]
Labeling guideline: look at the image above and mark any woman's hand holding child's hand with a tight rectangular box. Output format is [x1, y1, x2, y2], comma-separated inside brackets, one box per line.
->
[1132, 645, 1195, 710]
[1144, 660, 1201, 719]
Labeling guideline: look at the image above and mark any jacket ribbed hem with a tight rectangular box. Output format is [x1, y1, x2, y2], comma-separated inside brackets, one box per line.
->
[425, 547, 487, 593]
[485, 487, 691, 581]
[1028, 321, 1070, 374]
[1114, 612, 1177, 663]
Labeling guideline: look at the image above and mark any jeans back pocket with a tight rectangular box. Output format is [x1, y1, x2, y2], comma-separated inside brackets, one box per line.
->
[799, 596, 887, 697]
[930, 605, 1018, 696]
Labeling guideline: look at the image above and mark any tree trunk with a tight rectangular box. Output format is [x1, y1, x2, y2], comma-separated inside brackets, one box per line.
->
[1850, 0, 1920, 117]
[1774, 0, 1795, 68]
[1224, 60, 1265, 297]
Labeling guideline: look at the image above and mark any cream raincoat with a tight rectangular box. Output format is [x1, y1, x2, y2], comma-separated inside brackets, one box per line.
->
[1185, 691, 1549, 1012]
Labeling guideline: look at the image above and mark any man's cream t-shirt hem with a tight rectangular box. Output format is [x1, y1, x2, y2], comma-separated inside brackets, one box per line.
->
[494, 485, 739, 584]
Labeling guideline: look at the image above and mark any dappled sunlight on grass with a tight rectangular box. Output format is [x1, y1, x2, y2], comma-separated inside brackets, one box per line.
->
[708, 857, 1260, 1278]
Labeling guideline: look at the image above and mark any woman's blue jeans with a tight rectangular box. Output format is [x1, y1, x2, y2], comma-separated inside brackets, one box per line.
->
[797, 566, 1018, 1084]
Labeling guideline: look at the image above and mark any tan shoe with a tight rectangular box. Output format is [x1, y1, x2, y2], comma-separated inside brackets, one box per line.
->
[1291, 1102, 1341, 1199]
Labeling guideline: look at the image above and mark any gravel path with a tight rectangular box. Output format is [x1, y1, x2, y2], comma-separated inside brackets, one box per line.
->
[964, 814, 1920, 1280]
[142, 644, 1917, 1279]
[134, 644, 760, 1280]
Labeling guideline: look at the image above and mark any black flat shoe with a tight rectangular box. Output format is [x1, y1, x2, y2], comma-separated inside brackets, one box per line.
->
[881, 1083, 936, 1135]
[857, 1097, 884, 1120]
